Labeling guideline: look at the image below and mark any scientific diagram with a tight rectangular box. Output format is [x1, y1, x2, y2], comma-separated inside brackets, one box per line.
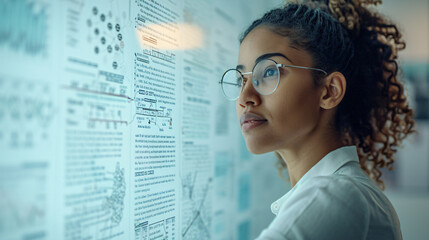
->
[65, 1, 127, 71]
[64, 162, 126, 240]
[86, 6, 125, 70]
[133, 89, 173, 132]
[62, 0, 133, 131]
[103, 162, 126, 228]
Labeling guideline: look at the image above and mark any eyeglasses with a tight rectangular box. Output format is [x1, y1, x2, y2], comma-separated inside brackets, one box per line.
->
[219, 59, 328, 101]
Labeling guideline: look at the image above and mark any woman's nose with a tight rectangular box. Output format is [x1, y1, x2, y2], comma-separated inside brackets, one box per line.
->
[237, 77, 261, 108]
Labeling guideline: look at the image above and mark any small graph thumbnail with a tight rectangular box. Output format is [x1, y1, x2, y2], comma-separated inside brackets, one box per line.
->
[0, 0, 49, 56]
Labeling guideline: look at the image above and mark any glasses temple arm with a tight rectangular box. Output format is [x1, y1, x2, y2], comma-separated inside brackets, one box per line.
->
[277, 64, 328, 75]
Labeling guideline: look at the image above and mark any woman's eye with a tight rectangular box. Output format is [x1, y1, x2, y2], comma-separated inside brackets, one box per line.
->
[263, 68, 277, 78]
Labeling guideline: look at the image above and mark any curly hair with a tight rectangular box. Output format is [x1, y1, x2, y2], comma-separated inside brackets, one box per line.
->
[239, 0, 415, 189]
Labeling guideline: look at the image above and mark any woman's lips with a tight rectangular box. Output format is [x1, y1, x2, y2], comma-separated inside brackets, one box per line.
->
[240, 112, 267, 132]
[241, 119, 267, 131]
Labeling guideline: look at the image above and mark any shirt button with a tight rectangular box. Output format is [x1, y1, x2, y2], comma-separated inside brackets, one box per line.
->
[272, 202, 279, 211]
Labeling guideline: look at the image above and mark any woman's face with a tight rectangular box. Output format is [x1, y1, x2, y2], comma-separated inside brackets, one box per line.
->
[237, 27, 324, 154]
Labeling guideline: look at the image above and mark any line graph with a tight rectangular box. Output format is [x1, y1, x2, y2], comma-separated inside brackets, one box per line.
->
[63, 55, 132, 130]
[181, 174, 212, 239]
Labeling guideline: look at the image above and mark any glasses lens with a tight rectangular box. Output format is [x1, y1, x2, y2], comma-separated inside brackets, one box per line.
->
[253, 59, 280, 95]
[221, 69, 242, 100]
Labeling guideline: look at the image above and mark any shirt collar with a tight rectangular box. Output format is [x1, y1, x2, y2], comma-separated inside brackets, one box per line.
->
[270, 145, 359, 215]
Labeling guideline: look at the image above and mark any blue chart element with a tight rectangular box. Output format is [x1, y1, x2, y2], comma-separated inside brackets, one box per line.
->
[237, 220, 251, 240]
[0, 0, 48, 56]
[238, 173, 251, 212]
[240, 134, 252, 161]
[215, 152, 229, 178]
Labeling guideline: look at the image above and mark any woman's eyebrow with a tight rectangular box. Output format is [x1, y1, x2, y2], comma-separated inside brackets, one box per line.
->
[256, 52, 293, 65]
[236, 52, 294, 71]
[236, 64, 245, 71]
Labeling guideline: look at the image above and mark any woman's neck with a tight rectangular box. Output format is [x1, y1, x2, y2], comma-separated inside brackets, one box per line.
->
[277, 126, 344, 188]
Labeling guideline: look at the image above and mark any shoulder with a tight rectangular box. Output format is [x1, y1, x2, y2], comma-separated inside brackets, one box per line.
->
[302, 175, 370, 203]
[265, 175, 371, 239]
[290, 175, 371, 218]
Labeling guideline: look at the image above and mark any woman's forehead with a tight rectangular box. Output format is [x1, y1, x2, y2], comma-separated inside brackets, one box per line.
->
[238, 27, 314, 70]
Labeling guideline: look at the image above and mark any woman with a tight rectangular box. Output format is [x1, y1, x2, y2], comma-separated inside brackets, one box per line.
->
[219, 0, 415, 239]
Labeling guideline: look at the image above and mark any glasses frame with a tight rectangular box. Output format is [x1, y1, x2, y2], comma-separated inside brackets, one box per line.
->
[219, 59, 328, 101]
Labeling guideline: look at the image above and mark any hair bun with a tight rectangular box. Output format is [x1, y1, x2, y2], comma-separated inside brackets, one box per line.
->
[327, 0, 382, 35]
[288, 0, 383, 36]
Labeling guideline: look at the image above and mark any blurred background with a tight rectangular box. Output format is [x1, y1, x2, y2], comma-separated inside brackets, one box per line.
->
[0, 0, 428, 240]
[374, 1, 429, 239]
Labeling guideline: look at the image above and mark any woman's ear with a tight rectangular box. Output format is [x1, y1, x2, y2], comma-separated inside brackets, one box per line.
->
[320, 72, 346, 110]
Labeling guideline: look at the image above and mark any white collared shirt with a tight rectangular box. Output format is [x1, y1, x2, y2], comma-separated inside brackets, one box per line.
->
[255, 146, 402, 240]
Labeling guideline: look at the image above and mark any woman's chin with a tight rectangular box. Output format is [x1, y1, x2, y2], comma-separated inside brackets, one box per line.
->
[245, 142, 271, 155]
